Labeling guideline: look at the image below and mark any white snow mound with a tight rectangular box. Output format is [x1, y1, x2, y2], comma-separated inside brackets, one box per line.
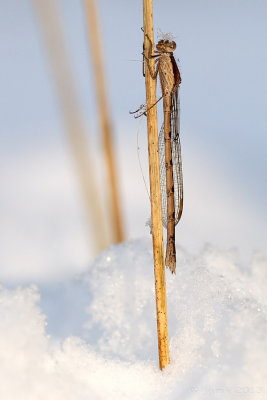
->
[0, 238, 266, 399]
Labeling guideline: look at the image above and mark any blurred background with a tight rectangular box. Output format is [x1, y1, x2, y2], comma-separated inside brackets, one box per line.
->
[1, 0, 266, 283]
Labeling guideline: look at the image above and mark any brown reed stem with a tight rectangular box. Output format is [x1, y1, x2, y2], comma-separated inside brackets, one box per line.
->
[84, 0, 125, 244]
[32, 0, 108, 254]
[143, 0, 170, 369]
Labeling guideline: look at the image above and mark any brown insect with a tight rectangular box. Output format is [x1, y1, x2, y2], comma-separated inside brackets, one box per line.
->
[131, 34, 183, 273]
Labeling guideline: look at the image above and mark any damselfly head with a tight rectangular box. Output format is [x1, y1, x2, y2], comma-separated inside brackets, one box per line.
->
[156, 39, 176, 53]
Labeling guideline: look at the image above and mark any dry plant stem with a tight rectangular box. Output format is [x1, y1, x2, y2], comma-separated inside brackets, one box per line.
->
[84, 0, 125, 244]
[143, 0, 170, 369]
[32, 0, 108, 253]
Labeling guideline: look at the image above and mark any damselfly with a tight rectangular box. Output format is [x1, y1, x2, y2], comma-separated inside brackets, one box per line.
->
[131, 33, 183, 274]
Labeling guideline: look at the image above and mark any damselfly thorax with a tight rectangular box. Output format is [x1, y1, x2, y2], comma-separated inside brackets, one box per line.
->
[155, 40, 178, 97]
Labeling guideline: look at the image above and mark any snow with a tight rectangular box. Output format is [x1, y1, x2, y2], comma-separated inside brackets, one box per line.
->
[0, 238, 266, 399]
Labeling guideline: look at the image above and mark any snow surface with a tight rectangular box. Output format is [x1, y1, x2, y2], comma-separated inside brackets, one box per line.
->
[0, 238, 267, 399]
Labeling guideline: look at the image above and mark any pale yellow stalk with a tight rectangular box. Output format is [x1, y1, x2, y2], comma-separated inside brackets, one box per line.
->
[143, 0, 170, 369]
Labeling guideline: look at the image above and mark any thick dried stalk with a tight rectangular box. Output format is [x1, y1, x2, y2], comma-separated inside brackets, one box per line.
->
[143, 0, 170, 369]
